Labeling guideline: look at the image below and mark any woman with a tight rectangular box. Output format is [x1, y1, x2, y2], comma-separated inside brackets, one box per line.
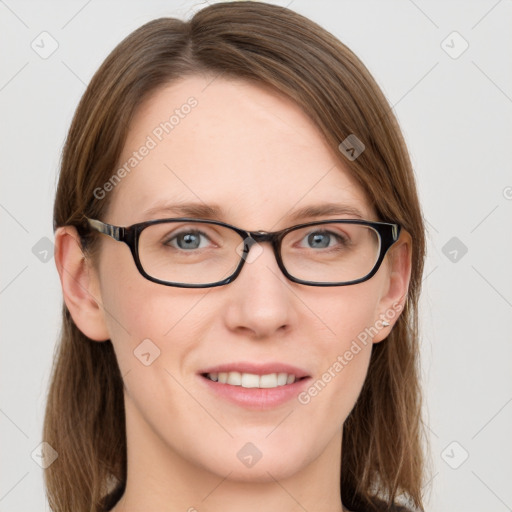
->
[44, 2, 426, 511]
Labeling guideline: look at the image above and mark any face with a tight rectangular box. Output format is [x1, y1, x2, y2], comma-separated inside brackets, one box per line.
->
[63, 75, 409, 488]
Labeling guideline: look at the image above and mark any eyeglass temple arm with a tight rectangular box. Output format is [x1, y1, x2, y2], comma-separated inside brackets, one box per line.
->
[87, 218, 123, 241]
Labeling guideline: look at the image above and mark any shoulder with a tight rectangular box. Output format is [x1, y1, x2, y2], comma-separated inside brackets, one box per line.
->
[349, 501, 417, 512]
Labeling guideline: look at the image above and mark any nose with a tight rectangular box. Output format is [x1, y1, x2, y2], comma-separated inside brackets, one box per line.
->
[222, 239, 296, 338]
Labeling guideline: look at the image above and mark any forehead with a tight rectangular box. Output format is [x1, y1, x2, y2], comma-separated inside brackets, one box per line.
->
[106, 75, 373, 228]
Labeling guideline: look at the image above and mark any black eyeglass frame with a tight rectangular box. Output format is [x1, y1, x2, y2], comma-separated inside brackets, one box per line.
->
[85, 217, 402, 288]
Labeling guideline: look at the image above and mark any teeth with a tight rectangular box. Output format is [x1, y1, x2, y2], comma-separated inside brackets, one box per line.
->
[227, 372, 242, 386]
[277, 373, 288, 386]
[260, 373, 278, 388]
[241, 373, 259, 388]
[206, 371, 297, 388]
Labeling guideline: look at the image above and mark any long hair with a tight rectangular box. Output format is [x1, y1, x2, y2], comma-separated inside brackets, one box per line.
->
[44, 2, 426, 511]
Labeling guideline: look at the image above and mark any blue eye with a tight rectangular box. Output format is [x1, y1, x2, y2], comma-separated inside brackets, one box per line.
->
[166, 230, 211, 250]
[307, 231, 331, 248]
[300, 230, 348, 250]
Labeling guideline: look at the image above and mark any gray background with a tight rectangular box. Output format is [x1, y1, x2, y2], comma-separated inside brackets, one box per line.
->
[1, 1, 511, 510]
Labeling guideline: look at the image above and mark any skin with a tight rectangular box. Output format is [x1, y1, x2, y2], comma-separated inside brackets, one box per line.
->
[55, 75, 411, 512]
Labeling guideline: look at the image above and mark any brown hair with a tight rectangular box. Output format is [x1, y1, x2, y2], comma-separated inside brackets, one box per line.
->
[45, 2, 426, 511]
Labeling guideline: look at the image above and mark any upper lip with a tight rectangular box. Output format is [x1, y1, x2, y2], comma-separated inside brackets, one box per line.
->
[199, 362, 310, 379]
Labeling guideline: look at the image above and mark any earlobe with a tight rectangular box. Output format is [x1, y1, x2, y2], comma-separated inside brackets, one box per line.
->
[54, 226, 110, 342]
[372, 230, 412, 344]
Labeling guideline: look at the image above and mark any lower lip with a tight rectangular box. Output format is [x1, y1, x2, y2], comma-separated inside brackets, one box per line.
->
[198, 375, 311, 410]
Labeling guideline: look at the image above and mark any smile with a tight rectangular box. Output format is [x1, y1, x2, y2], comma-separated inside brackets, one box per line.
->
[204, 371, 301, 388]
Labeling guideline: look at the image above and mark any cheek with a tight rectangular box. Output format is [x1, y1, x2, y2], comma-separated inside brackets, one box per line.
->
[97, 248, 209, 377]
[99, 273, 211, 444]
[299, 283, 382, 414]
[314, 279, 383, 350]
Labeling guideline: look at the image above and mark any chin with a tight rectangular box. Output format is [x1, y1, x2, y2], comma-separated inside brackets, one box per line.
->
[211, 460, 303, 484]
[194, 442, 311, 483]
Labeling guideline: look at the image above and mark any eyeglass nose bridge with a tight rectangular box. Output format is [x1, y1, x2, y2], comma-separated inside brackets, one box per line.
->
[242, 230, 282, 250]
[247, 230, 274, 243]
[238, 230, 283, 264]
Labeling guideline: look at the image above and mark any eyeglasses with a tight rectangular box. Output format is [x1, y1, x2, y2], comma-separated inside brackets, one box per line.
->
[84, 217, 401, 288]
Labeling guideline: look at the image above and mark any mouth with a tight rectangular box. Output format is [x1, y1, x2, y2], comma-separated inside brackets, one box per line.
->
[201, 371, 309, 389]
[196, 362, 311, 409]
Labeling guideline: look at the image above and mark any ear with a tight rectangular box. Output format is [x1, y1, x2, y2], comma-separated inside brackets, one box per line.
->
[54, 226, 110, 342]
[372, 229, 412, 344]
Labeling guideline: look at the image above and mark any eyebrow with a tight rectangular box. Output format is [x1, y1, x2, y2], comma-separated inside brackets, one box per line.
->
[141, 201, 366, 223]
